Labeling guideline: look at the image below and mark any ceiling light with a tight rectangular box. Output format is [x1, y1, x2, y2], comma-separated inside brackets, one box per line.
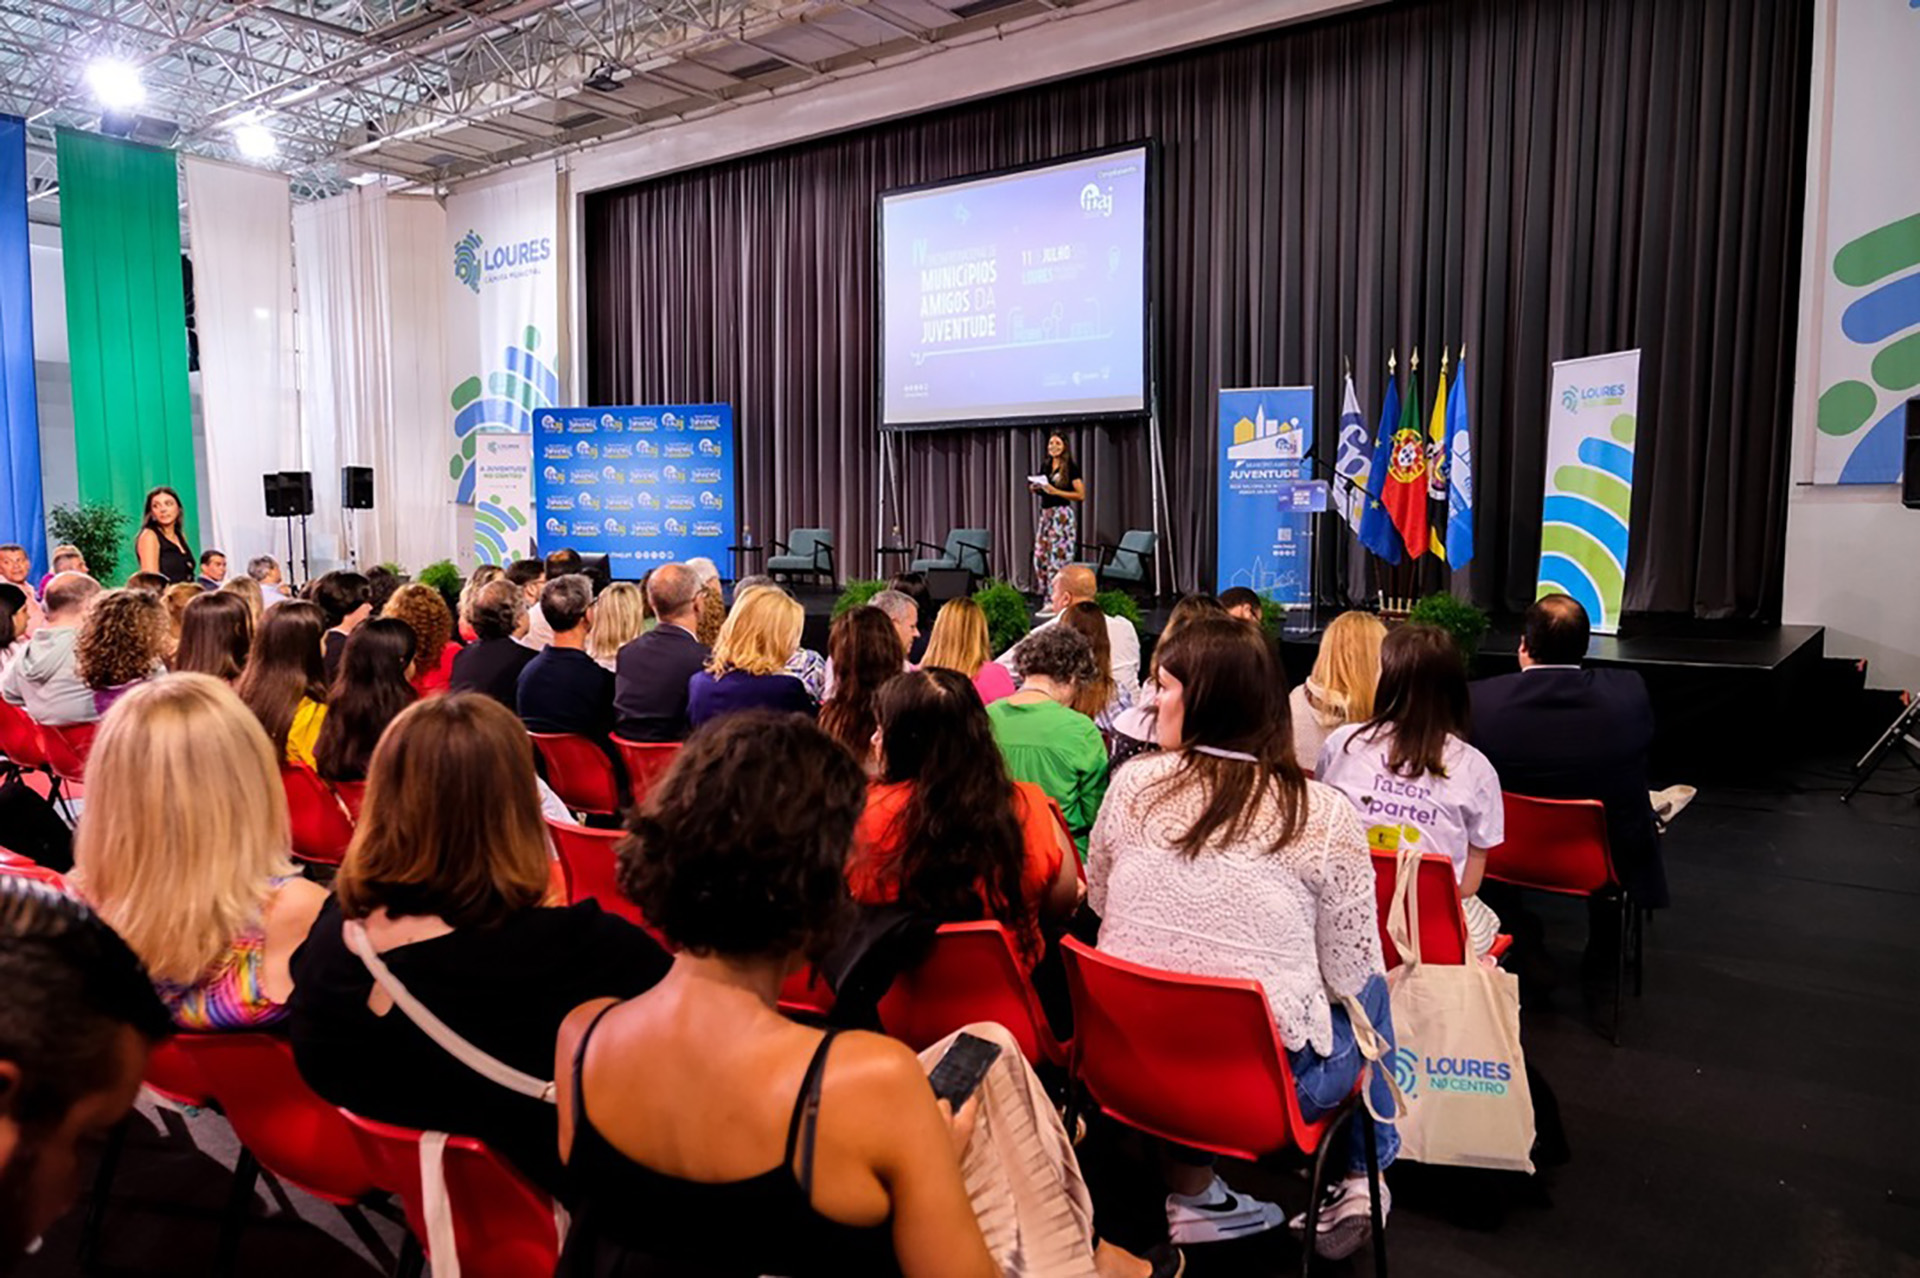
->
[85, 58, 145, 111]
[233, 121, 278, 159]
[584, 64, 624, 93]
[347, 172, 381, 186]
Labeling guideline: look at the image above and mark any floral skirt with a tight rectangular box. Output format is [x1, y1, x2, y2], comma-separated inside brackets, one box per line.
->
[1034, 506, 1077, 592]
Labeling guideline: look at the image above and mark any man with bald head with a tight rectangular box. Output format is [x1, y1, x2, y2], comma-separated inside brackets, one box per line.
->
[996, 563, 1140, 700]
[613, 563, 710, 742]
[0, 573, 103, 725]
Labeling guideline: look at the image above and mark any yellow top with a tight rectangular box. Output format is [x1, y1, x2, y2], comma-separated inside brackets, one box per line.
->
[286, 698, 327, 771]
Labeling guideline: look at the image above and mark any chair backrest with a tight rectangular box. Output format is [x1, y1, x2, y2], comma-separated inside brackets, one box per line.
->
[178, 1032, 378, 1205]
[609, 737, 681, 808]
[947, 528, 991, 576]
[789, 527, 832, 559]
[1491, 793, 1617, 895]
[283, 764, 357, 865]
[1108, 529, 1157, 581]
[1369, 850, 1475, 967]
[777, 965, 838, 1021]
[38, 720, 96, 783]
[1060, 937, 1330, 1161]
[142, 1037, 214, 1108]
[875, 921, 1063, 1067]
[341, 1111, 559, 1278]
[528, 732, 622, 816]
[544, 818, 673, 951]
[0, 858, 67, 892]
[333, 779, 368, 820]
[0, 700, 49, 770]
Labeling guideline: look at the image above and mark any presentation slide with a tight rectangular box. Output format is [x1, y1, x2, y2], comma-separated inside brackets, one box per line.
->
[880, 145, 1150, 428]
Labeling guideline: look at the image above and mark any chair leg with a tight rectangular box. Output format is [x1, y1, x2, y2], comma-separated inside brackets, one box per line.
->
[1632, 906, 1647, 997]
[1362, 1108, 1388, 1278]
[1299, 1107, 1350, 1278]
[1611, 897, 1628, 1046]
[77, 1113, 131, 1269]
[390, 1232, 425, 1278]
[215, 1148, 261, 1278]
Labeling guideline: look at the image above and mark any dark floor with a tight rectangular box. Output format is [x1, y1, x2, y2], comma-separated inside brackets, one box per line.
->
[22, 753, 1920, 1277]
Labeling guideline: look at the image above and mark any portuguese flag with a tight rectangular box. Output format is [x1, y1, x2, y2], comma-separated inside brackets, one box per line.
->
[1382, 365, 1429, 558]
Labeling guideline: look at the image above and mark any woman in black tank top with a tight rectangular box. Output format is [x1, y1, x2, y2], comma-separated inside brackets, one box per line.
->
[134, 486, 196, 584]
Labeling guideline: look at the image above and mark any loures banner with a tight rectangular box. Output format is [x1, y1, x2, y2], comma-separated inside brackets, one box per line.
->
[444, 163, 562, 567]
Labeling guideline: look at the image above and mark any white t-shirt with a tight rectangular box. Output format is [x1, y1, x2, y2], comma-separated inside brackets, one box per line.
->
[1316, 724, 1504, 883]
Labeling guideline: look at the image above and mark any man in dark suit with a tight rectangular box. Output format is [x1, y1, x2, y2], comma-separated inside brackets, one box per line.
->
[450, 579, 536, 709]
[1471, 594, 1667, 959]
[517, 574, 615, 743]
[613, 563, 709, 742]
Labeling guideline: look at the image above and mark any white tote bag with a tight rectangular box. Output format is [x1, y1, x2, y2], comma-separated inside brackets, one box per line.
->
[1381, 848, 1536, 1173]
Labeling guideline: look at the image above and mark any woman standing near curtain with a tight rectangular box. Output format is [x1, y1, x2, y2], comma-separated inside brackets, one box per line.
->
[134, 486, 196, 585]
[1030, 433, 1085, 593]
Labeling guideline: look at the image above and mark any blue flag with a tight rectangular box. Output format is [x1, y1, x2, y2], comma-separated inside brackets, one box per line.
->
[1356, 369, 1404, 564]
[1333, 372, 1372, 536]
[1445, 355, 1473, 569]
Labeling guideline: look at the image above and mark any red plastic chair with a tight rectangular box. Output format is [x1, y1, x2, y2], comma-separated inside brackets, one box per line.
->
[38, 720, 96, 786]
[142, 1038, 213, 1108]
[610, 736, 681, 808]
[778, 965, 838, 1021]
[0, 699, 51, 781]
[876, 921, 1067, 1068]
[332, 779, 368, 821]
[1061, 938, 1386, 1277]
[1491, 792, 1638, 1041]
[544, 818, 673, 951]
[341, 1111, 560, 1278]
[1369, 851, 1510, 968]
[0, 859, 67, 891]
[282, 765, 357, 866]
[528, 732, 623, 817]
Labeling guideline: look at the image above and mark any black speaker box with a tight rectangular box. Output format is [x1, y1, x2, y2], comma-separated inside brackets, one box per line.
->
[263, 471, 315, 519]
[925, 567, 974, 603]
[1904, 398, 1920, 509]
[342, 466, 374, 510]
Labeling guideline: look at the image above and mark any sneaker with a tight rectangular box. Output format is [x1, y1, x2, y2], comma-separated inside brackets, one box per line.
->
[1287, 1174, 1390, 1261]
[1165, 1174, 1287, 1245]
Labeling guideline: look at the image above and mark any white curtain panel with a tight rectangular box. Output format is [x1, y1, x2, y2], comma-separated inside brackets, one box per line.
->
[183, 158, 300, 571]
[294, 188, 450, 576]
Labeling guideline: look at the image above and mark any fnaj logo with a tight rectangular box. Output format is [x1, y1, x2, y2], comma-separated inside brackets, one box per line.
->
[1079, 183, 1114, 217]
[454, 230, 482, 294]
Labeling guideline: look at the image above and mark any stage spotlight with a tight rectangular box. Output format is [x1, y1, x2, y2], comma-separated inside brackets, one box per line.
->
[86, 58, 145, 111]
[233, 121, 278, 159]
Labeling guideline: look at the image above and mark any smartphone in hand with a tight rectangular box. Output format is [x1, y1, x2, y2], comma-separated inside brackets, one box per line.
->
[926, 1032, 1003, 1108]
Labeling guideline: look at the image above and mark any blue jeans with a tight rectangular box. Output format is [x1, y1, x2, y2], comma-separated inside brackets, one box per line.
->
[1288, 974, 1400, 1175]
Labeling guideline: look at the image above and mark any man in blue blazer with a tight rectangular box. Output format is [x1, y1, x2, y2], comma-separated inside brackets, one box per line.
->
[613, 563, 710, 742]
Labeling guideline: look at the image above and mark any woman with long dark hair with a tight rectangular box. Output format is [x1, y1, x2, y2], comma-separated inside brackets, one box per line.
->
[1088, 617, 1396, 1258]
[314, 617, 417, 784]
[1029, 432, 1085, 591]
[236, 601, 330, 768]
[172, 592, 254, 683]
[134, 486, 196, 584]
[818, 605, 905, 768]
[1059, 601, 1126, 730]
[1317, 622, 1504, 956]
[850, 669, 1081, 970]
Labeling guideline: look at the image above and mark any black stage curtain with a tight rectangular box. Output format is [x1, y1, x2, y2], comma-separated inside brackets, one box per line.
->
[586, 0, 1810, 617]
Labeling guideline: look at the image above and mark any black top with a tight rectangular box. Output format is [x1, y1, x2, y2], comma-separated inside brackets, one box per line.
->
[451, 636, 539, 711]
[287, 898, 669, 1193]
[557, 1014, 900, 1278]
[518, 646, 617, 741]
[1469, 667, 1667, 907]
[1040, 458, 1081, 510]
[612, 624, 709, 742]
[323, 629, 348, 684]
[148, 529, 195, 584]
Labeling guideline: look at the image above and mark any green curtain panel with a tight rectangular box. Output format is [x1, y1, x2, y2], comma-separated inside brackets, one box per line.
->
[55, 130, 199, 552]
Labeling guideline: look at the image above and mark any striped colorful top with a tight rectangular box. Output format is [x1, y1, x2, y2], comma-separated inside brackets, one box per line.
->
[159, 877, 297, 1032]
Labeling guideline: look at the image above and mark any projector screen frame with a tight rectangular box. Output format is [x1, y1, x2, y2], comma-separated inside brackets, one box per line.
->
[873, 139, 1159, 434]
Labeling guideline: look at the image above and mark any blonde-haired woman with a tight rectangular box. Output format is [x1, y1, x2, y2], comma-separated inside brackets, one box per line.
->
[687, 586, 814, 727]
[73, 674, 329, 1030]
[586, 581, 646, 672]
[458, 563, 506, 643]
[219, 573, 265, 623]
[1290, 610, 1387, 774]
[922, 597, 1016, 704]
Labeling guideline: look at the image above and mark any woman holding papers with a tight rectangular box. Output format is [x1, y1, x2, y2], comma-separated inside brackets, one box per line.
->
[1029, 433, 1085, 591]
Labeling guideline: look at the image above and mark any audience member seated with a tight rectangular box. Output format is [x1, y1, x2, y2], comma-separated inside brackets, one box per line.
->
[886, 572, 933, 661]
[1289, 611, 1386, 773]
[999, 565, 1141, 702]
[196, 550, 227, 592]
[449, 579, 535, 710]
[554, 712, 1161, 1278]
[587, 581, 646, 673]
[77, 589, 169, 716]
[0, 572, 104, 725]
[314, 618, 418, 785]
[0, 879, 173, 1269]
[0, 583, 28, 675]
[0, 543, 43, 634]
[688, 586, 815, 727]
[1469, 593, 1667, 936]
[248, 555, 288, 609]
[1108, 594, 1229, 770]
[74, 675, 330, 1030]
[725, 580, 830, 699]
[218, 573, 265, 623]
[384, 583, 460, 695]
[1088, 618, 1396, 1257]
[160, 581, 201, 654]
[818, 605, 905, 767]
[875, 582, 927, 663]
[1060, 601, 1129, 731]
[289, 694, 669, 1192]
[987, 624, 1107, 858]
[124, 571, 170, 595]
[505, 558, 549, 650]
[613, 563, 709, 742]
[172, 591, 254, 683]
[921, 597, 1016, 704]
[363, 565, 402, 617]
[686, 556, 727, 647]
[1318, 624, 1504, 956]
[1217, 586, 1263, 624]
[312, 570, 373, 683]
[851, 669, 1081, 971]
[237, 601, 331, 769]
[456, 563, 505, 644]
[517, 575, 616, 743]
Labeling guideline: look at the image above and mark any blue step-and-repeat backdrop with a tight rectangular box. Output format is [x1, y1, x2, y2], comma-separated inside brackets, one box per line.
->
[533, 403, 737, 577]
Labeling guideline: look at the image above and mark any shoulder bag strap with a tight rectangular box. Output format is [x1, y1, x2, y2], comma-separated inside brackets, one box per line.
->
[343, 919, 556, 1104]
[1386, 843, 1425, 969]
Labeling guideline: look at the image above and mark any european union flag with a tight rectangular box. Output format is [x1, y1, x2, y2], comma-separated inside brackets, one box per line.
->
[1356, 368, 1404, 564]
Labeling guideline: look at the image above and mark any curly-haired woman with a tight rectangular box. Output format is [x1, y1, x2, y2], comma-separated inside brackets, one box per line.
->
[75, 588, 170, 716]
[986, 624, 1108, 858]
[383, 583, 460, 695]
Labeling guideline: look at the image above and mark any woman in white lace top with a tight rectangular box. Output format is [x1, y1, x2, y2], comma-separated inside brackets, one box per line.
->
[1087, 617, 1397, 1261]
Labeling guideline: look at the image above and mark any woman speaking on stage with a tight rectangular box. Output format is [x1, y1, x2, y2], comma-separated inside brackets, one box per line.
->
[1029, 432, 1085, 590]
[134, 486, 196, 585]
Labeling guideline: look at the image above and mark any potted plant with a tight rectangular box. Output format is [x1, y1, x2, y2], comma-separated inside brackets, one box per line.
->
[46, 501, 129, 583]
[831, 579, 886, 618]
[1407, 591, 1490, 661]
[418, 560, 463, 616]
[972, 579, 1032, 655]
